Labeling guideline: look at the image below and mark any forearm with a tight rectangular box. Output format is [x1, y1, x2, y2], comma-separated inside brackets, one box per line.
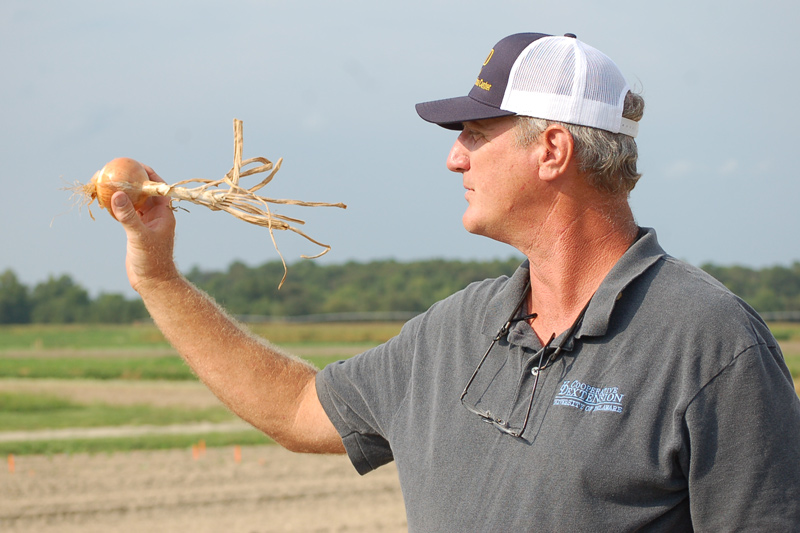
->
[138, 275, 341, 452]
[108, 180, 342, 454]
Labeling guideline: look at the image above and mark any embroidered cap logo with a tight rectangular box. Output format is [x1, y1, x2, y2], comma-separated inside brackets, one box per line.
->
[473, 48, 495, 92]
[483, 48, 494, 66]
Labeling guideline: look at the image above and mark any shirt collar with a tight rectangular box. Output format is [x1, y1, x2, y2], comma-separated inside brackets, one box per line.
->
[578, 227, 665, 340]
[481, 227, 666, 350]
[480, 260, 532, 343]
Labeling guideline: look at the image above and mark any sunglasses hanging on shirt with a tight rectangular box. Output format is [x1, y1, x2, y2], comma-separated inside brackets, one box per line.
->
[460, 283, 590, 438]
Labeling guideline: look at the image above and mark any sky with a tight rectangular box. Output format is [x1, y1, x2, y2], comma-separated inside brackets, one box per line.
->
[1, 0, 798, 297]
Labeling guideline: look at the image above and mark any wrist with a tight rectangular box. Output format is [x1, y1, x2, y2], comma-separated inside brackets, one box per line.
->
[133, 269, 184, 298]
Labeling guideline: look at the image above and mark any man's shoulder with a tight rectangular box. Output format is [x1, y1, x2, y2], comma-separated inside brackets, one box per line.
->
[653, 256, 746, 310]
[431, 262, 526, 308]
[657, 255, 728, 292]
[641, 255, 774, 347]
[414, 264, 527, 332]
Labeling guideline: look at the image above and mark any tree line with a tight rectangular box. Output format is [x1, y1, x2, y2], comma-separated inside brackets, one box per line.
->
[1, 259, 799, 324]
[0, 271, 147, 324]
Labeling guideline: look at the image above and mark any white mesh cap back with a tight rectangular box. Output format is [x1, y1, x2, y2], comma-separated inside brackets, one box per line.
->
[501, 36, 638, 137]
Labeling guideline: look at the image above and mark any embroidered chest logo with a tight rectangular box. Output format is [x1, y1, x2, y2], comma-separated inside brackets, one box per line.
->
[553, 379, 625, 414]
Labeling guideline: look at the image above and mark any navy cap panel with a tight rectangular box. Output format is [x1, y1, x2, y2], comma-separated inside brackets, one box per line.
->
[415, 32, 551, 128]
[467, 33, 551, 108]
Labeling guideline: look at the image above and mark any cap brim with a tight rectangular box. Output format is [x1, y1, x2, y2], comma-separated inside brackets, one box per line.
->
[415, 96, 516, 131]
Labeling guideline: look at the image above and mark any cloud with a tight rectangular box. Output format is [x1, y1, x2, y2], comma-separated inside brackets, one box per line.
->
[753, 159, 772, 176]
[663, 159, 694, 179]
[717, 159, 739, 175]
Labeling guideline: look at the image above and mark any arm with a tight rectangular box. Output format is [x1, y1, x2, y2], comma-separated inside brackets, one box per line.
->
[685, 341, 800, 529]
[109, 167, 344, 454]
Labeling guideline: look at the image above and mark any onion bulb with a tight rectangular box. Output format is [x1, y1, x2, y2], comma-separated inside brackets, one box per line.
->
[88, 157, 152, 219]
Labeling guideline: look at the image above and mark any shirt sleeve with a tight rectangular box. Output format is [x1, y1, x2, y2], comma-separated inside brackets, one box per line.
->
[316, 314, 424, 475]
[683, 339, 800, 530]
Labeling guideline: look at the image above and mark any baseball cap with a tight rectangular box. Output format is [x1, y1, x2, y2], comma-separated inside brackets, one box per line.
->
[415, 33, 639, 137]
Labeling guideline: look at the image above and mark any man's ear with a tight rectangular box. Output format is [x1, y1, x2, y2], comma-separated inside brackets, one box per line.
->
[536, 124, 575, 182]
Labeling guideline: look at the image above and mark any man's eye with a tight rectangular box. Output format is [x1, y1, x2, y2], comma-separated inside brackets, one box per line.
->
[465, 129, 485, 142]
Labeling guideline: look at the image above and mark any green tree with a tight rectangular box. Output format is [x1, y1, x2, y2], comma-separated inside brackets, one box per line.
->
[30, 275, 90, 323]
[87, 293, 148, 323]
[188, 257, 524, 318]
[0, 270, 31, 324]
[702, 262, 800, 313]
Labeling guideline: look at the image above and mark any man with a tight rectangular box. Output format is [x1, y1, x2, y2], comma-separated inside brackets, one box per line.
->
[111, 33, 800, 530]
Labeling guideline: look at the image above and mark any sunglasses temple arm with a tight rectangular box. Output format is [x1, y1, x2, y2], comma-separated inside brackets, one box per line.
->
[460, 336, 500, 401]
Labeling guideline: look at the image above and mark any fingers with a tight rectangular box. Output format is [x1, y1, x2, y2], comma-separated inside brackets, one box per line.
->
[138, 164, 171, 212]
[142, 164, 166, 184]
[110, 189, 178, 293]
[110, 191, 144, 229]
[110, 189, 175, 235]
[106, 165, 179, 295]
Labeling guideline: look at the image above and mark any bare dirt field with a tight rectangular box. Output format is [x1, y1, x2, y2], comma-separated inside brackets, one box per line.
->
[0, 379, 407, 532]
[0, 445, 406, 532]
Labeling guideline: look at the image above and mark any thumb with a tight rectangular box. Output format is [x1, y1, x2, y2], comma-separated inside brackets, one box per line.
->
[110, 192, 142, 227]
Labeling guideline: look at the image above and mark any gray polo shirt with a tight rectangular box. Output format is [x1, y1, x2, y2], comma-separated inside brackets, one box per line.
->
[316, 228, 800, 531]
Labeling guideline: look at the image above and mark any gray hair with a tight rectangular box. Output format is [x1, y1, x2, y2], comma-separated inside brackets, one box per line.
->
[514, 91, 645, 195]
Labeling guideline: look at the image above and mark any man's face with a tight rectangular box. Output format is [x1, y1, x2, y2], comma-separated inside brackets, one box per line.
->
[446, 116, 542, 244]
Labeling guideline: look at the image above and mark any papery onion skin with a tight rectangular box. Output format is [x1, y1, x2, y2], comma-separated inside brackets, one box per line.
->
[90, 157, 150, 219]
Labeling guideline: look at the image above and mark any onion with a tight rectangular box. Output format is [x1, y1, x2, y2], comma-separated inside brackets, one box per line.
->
[87, 157, 151, 220]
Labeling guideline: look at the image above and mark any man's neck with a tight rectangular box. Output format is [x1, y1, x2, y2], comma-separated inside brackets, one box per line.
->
[519, 197, 637, 343]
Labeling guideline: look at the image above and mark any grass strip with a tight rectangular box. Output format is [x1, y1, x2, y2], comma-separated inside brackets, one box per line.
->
[0, 324, 169, 351]
[0, 322, 404, 351]
[0, 354, 355, 381]
[0, 430, 272, 456]
[783, 349, 800, 380]
[248, 322, 403, 344]
[0, 356, 196, 380]
[0, 392, 236, 431]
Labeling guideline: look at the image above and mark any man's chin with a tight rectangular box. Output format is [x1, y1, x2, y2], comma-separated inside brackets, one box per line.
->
[462, 216, 489, 239]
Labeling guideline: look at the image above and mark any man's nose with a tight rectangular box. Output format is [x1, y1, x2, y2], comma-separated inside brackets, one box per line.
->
[446, 134, 470, 173]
